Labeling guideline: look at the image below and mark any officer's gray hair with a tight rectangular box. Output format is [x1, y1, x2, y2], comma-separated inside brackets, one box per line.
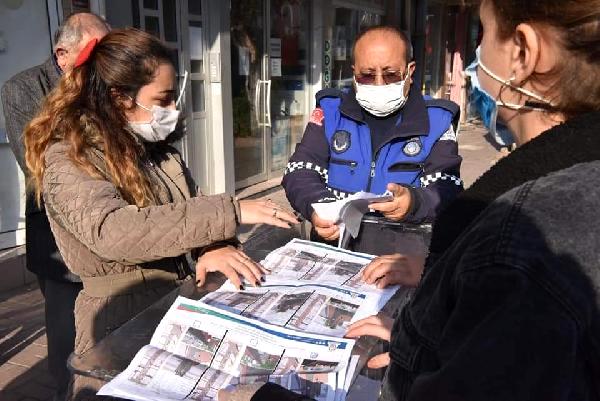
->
[54, 12, 110, 49]
[352, 25, 414, 63]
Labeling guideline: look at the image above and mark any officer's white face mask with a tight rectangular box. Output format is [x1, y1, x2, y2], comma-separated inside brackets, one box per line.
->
[354, 73, 410, 117]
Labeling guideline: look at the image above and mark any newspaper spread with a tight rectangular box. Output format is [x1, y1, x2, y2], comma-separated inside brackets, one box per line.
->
[99, 239, 399, 401]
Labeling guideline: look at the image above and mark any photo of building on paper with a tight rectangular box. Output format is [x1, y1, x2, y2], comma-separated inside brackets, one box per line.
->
[211, 340, 241, 373]
[241, 291, 281, 320]
[265, 249, 325, 279]
[153, 354, 208, 395]
[273, 356, 301, 375]
[202, 291, 263, 314]
[316, 260, 365, 285]
[189, 368, 233, 401]
[176, 327, 221, 364]
[127, 347, 170, 386]
[264, 291, 312, 326]
[288, 293, 327, 331]
[153, 322, 184, 351]
[312, 297, 359, 334]
[239, 345, 280, 381]
[344, 271, 365, 289]
[294, 372, 331, 399]
[299, 359, 339, 373]
[300, 257, 337, 280]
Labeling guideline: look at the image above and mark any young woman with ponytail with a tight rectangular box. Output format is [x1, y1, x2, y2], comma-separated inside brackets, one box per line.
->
[24, 28, 297, 400]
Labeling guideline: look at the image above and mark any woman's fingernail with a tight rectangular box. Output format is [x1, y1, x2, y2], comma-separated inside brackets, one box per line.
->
[260, 276, 266, 282]
[255, 281, 261, 287]
[196, 280, 203, 287]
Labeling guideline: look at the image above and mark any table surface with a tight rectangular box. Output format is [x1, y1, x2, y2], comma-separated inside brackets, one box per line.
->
[68, 244, 420, 399]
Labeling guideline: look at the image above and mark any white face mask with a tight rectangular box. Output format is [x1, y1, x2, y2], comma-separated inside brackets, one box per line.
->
[128, 71, 188, 142]
[354, 73, 410, 117]
[129, 103, 180, 142]
[477, 58, 554, 112]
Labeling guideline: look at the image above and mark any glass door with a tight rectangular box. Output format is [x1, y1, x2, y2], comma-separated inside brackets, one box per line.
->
[231, 0, 268, 187]
[231, 0, 310, 189]
[269, 0, 310, 173]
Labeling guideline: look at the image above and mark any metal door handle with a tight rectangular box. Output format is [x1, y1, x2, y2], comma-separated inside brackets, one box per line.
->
[265, 79, 272, 128]
[254, 79, 262, 127]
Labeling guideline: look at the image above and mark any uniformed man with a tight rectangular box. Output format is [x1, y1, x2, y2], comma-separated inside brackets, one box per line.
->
[282, 25, 463, 254]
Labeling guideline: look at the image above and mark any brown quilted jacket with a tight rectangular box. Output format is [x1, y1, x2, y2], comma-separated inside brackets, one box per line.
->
[42, 140, 239, 399]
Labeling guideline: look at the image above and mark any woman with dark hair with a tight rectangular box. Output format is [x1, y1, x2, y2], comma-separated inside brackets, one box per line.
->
[24, 28, 297, 399]
[221, 0, 600, 399]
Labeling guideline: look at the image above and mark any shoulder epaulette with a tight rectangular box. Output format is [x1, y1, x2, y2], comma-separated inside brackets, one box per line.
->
[316, 88, 344, 103]
[424, 98, 460, 116]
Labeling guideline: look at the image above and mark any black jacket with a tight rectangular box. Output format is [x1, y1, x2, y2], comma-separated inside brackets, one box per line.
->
[252, 112, 600, 401]
[382, 111, 600, 400]
[1, 57, 79, 282]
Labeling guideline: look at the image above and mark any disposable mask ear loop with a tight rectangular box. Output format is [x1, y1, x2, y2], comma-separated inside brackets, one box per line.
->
[478, 60, 555, 107]
[176, 70, 189, 108]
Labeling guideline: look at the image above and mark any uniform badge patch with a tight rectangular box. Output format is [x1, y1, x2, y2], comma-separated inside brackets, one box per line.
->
[403, 138, 422, 156]
[332, 130, 351, 153]
[309, 108, 324, 126]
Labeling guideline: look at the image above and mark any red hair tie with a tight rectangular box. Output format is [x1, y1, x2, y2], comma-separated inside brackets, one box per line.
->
[74, 38, 99, 68]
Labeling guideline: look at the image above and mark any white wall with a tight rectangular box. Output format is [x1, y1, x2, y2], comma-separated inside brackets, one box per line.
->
[0, 0, 53, 249]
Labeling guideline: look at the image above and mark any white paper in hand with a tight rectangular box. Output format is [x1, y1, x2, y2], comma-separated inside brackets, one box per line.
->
[311, 191, 392, 223]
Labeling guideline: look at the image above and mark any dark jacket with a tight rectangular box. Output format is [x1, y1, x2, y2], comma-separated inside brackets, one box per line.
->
[383, 111, 600, 401]
[252, 112, 600, 401]
[282, 85, 463, 224]
[0, 57, 79, 282]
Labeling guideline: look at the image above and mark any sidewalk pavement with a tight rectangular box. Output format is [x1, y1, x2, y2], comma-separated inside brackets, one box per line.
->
[0, 120, 501, 401]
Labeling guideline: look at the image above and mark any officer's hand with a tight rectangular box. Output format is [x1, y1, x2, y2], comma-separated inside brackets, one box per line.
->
[362, 253, 425, 288]
[369, 183, 412, 221]
[311, 212, 340, 241]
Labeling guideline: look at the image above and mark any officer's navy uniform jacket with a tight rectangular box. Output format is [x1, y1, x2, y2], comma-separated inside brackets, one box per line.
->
[282, 85, 463, 224]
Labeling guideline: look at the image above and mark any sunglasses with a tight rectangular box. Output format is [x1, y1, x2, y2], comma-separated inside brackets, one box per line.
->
[354, 66, 411, 85]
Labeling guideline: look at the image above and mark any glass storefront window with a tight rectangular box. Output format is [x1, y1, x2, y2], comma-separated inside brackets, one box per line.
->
[189, 20, 203, 73]
[163, 0, 177, 42]
[188, 1, 202, 16]
[143, 0, 158, 10]
[191, 80, 205, 112]
[330, 8, 381, 90]
[145, 16, 160, 37]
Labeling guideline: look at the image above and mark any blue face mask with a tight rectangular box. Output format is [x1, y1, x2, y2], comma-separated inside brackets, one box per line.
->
[465, 47, 515, 147]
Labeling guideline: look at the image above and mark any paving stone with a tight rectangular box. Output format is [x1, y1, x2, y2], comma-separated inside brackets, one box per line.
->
[0, 362, 28, 389]
[32, 334, 47, 347]
[5, 345, 46, 367]
[10, 379, 55, 400]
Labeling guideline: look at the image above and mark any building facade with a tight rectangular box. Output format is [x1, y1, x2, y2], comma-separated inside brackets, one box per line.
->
[0, 0, 428, 254]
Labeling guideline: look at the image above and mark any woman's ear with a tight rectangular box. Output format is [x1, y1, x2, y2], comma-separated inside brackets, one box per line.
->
[510, 23, 540, 85]
[511, 23, 560, 92]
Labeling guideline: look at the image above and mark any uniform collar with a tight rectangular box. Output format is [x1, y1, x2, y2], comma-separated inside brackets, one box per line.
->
[340, 83, 430, 138]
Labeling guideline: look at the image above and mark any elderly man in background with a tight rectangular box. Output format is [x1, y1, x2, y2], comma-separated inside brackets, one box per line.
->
[1, 13, 109, 400]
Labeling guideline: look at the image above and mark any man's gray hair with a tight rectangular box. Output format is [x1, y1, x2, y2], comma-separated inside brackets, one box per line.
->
[54, 12, 110, 48]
